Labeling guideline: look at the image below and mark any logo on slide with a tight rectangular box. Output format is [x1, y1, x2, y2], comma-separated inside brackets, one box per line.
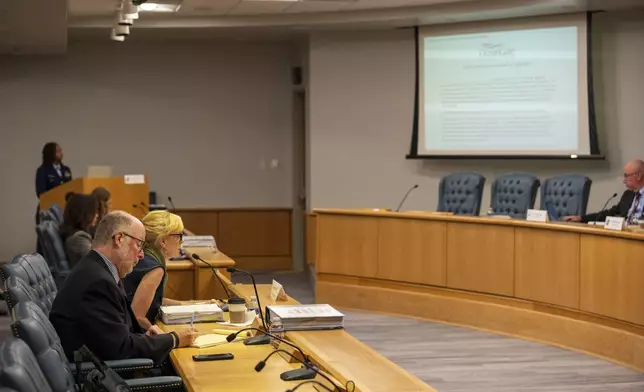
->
[478, 43, 515, 58]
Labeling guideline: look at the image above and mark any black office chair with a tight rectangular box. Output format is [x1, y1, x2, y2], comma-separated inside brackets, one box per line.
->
[0, 254, 57, 312]
[36, 221, 70, 285]
[3, 276, 49, 315]
[11, 301, 183, 392]
[0, 338, 53, 392]
[49, 205, 63, 225]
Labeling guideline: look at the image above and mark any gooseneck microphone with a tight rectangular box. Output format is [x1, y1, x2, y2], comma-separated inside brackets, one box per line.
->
[226, 267, 270, 345]
[256, 349, 317, 382]
[600, 192, 618, 213]
[395, 184, 419, 212]
[191, 253, 231, 299]
[167, 196, 176, 212]
[227, 328, 308, 362]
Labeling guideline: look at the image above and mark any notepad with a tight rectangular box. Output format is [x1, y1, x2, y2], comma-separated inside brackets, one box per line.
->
[191, 333, 245, 348]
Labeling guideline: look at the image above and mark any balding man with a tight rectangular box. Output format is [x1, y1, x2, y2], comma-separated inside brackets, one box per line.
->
[565, 159, 644, 223]
[50, 211, 197, 363]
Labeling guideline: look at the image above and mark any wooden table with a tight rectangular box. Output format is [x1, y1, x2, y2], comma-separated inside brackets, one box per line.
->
[165, 248, 235, 301]
[160, 282, 435, 392]
[314, 208, 644, 372]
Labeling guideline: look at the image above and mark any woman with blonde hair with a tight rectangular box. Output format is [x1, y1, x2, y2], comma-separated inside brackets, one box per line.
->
[123, 210, 187, 332]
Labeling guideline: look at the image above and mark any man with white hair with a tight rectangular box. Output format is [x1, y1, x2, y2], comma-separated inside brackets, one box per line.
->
[565, 159, 644, 223]
[50, 211, 196, 363]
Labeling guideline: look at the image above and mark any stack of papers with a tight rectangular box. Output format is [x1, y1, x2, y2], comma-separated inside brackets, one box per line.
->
[266, 304, 344, 332]
[182, 235, 217, 249]
[160, 304, 224, 325]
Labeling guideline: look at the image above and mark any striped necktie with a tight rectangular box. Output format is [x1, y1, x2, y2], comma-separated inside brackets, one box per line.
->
[628, 192, 642, 224]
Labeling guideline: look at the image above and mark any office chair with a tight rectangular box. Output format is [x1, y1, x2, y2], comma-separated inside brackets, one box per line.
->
[0, 338, 53, 392]
[11, 301, 183, 392]
[3, 276, 49, 315]
[541, 174, 592, 219]
[437, 172, 486, 216]
[0, 254, 57, 312]
[490, 172, 540, 218]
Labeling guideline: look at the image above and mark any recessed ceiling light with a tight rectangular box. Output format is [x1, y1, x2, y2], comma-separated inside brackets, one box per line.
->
[138, 2, 181, 12]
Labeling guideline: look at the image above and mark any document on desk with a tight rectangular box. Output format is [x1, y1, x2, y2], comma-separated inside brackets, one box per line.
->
[266, 304, 344, 331]
[191, 333, 245, 348]
[160, 304, 224, 325]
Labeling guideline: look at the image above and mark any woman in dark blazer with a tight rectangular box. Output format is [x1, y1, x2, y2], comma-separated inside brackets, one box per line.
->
[35, 142, 72, 223]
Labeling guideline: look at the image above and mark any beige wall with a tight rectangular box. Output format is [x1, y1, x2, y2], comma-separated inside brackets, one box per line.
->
[0, 41, 295, 260]
[308, 10, 644, 213]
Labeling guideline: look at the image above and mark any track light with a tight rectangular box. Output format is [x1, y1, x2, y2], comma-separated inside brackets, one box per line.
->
[110, 29, 125, 42]
[122, 1, 139, 17]
[114, 25, 130, 36]
[115, 12, 133, 26]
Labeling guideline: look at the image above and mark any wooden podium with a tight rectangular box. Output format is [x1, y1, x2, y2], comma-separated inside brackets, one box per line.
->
[39, 177, 150, 219]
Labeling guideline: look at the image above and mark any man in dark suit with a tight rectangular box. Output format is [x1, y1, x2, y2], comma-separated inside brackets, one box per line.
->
[49, 211, 197, 363]
[564, 159, 644, 223]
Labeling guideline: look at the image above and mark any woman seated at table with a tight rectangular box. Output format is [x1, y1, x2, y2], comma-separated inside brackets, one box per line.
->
[124, 210, 188, 332]
[91, 187, 112, 222]
[59, 194, 99, 267]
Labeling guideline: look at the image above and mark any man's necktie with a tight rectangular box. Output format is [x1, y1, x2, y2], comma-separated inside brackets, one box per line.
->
[628, 193, 641, 224]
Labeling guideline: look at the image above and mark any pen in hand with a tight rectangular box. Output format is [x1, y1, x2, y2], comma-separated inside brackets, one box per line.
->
[190, 312, 195, 329]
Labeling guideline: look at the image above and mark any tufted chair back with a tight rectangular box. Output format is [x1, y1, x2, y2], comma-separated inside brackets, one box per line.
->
[437, 172, 486, 216]
[490, 173, 540, 218]
[540, 174, 592, 220]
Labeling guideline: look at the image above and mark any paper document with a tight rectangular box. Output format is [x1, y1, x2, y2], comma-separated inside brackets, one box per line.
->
[191, 334, 245, 348]
[160, 303, 224, 325]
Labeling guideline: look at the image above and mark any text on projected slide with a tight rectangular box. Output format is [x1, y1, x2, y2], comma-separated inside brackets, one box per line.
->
[423, 26, 579, 153]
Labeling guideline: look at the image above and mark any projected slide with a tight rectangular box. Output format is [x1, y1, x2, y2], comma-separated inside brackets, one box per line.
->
[421, 26, 583, 155]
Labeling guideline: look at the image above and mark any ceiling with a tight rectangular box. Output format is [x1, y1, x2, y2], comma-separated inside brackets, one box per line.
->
[3, 0, 644, 53]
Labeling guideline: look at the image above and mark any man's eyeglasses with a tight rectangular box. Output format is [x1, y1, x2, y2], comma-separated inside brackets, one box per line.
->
[624, 172, 639, 179]
[118, 232, 145, 250]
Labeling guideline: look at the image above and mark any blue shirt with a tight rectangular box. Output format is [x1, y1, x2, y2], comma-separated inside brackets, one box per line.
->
[627, 188, 644, 223]
[94, 250, 120, 284]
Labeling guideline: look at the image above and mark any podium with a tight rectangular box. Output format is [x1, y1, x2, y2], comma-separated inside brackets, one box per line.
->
[39, 177, 150, 219]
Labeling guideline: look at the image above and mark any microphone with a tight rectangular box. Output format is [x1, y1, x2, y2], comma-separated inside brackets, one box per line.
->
[167, 196, 176, 212]
[225, 267, 270, 345]
[131, 204, 146, 215]
[395, 184, 419, 212]
[191, 253, 231, 299]
[227, 328, 307, 362]
[256, 349, 317, 382]
[600, 192, 618, 212]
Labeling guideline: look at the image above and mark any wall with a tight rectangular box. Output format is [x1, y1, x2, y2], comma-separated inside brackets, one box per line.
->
[308, 10, 644, 213]
[0, 40, 295, 260]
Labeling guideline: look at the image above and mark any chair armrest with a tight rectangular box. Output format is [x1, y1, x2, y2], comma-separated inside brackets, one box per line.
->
[76, 358, 154, 374]
[125, 376, 183, 391]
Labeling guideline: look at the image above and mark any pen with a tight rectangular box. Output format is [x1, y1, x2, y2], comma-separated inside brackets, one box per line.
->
[190, 312, 195, 329]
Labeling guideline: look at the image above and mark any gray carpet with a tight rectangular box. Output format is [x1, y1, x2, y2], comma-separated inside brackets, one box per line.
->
[240, 271, 644, 392]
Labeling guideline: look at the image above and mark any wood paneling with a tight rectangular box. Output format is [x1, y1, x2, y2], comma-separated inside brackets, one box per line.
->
[580, 235, 644, 325]
[306, 213, 317, 266]
[377, 218, 446, 286]
[446, 222, 515, 296]
[218, 210, 291, 256]
[175, 208, 292, 271]
[165, 261, 194, 301]
[317, 214, 379, 278]
[515, 228, 580, 309]
[177, 211, 219, 240]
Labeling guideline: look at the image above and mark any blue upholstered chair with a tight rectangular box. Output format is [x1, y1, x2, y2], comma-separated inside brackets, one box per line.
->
[540, 174, 592, 220]
[490, 173, 540, 219]
[437, 172, 486, 216]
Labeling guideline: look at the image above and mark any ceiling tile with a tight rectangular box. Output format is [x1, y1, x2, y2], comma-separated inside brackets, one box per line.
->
[284, 1, 352, 13]
[178, 0, 241, 15]
[345, 0, 470, 10]
[228, 0, 294, 15]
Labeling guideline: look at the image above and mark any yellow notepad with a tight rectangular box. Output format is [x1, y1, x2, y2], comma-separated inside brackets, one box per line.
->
[191, 334, 244, 349]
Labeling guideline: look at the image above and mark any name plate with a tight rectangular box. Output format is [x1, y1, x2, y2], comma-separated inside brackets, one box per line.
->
[124, 174, 145, 184]
[270, 280, 287, 303]
[526, 209, 548, 223]
[604, 216, 625, 231]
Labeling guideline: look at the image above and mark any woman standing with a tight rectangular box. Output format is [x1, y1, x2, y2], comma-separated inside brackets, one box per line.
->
[35, 142, 72, 223]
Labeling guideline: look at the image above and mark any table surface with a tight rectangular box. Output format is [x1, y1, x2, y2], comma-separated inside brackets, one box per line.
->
[159, 283, 434, 392]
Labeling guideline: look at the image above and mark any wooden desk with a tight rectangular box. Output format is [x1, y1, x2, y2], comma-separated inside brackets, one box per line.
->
[229, 284, 434, 392]
[314, 209, 644, 372]
[165, 248, 235, 301]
